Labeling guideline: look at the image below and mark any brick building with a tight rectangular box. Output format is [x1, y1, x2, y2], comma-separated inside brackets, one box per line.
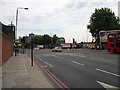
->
[0, 22, 15, 65]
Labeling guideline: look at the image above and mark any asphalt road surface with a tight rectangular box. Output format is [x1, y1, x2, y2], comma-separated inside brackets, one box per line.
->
[26, 49, 120, 89]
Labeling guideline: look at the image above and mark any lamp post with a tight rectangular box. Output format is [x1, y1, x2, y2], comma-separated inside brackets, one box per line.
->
[15, 7, 28, 39]
[15, 7, 28, 56]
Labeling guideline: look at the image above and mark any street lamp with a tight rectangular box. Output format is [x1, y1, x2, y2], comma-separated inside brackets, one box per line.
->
[15, 7, 28, 39]
[15, 7, 28, 56]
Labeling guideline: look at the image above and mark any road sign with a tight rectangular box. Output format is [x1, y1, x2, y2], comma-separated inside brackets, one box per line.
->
[15, 39, 19, 43]
[29, 33, 34, 38]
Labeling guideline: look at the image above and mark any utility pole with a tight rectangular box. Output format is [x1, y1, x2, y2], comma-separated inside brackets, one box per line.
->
[73, 38, 75, 53]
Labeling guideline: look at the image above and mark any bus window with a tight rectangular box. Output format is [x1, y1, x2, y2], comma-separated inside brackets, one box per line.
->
[108, 34, 115, 38]
[99, 32, 105, 37]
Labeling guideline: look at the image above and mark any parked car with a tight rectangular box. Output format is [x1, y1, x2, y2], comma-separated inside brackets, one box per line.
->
[52, 46, 62, 52]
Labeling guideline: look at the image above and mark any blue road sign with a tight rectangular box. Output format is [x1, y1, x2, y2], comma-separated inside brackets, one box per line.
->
[15, 39, 19, 43]
[29, 33, 34, 38]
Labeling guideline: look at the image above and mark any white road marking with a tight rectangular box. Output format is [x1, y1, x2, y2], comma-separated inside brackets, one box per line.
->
[96, 68, 120, 77]
[77, 55, 86, 57]
[43, 54, 51, 56]
[97, 80, 119, 90]
[43, 54, 62, 59]
[90, 57, 113, 63]
[52, 55, 63, 59]
[71, 53, 86, 58]
[35, 56, 43, 61]
[56, 53, 86, 58]
[44, 62, 54, 68]
[40, 65, 48, 68]
[72, 61, 84, 66]
[39, 58, 43, 61]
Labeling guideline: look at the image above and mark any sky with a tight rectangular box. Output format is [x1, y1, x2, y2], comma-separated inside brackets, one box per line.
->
[1, 0, 120, 43]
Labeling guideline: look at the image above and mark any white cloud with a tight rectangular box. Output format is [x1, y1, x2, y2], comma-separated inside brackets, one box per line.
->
[1, 0, 120, 42]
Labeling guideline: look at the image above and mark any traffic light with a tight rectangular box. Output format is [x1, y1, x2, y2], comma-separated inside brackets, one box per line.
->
[73, 38, 75, 44]
[22, 36, 26, 43]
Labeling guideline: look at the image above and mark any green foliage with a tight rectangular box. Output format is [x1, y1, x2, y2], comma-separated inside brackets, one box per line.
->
[24, 42, 30, 48]
[32, 35, 41, 45]
[52, 34, 58, 44]
[32, 34, 51, 45]
[57, 37, 65, 44]
[42, 34, 51, 45]
[22, 34, 65, 48]
[87, 7, 120, 37]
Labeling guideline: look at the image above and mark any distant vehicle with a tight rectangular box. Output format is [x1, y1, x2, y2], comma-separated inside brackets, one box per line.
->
[99, 30, 120, 49]
[52, 46, 62, 52]
[34, 47, 39, 50]
[107, 31, 120, 53]
[37, 45, 44, 49]
[61, 43, 71, 49]
[87, 43, 95, 49]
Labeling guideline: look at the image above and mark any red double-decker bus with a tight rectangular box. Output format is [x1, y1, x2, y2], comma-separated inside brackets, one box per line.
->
[107, 31, 120, 53]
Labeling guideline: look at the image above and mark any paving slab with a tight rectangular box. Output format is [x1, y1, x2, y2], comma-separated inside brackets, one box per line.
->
[2, 54, 55, 89]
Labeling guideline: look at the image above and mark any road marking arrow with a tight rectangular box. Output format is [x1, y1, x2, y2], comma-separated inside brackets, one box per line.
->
[97, 81, 119, 90]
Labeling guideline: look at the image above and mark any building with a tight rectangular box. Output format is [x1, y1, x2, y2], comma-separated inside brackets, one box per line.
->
[1, 22, 15, 40]
[1, 22, 15, 65]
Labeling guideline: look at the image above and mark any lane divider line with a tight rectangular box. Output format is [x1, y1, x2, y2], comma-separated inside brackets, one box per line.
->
[72, 61, 84, 66]
[53, 55, 63, 59]
[96, 68, 120, 77]
[90, 57, 113, 63]
[44, 62, 54, 68]
[34, 56, 43, 61]
[35, 59, 70, 90]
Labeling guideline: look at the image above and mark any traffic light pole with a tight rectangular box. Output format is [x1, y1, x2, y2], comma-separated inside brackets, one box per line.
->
[72, 44, 74, 53]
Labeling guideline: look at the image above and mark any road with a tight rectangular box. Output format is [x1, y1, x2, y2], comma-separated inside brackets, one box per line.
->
[26, 49, 120, 89]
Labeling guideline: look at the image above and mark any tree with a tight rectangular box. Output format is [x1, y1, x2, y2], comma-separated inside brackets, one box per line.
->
[87, 8, 120, 41]
[42, 34, 51, 45]
[24, 42, 30, 48]
[52, 34, 58, 45]
[32, 35, 41, 45]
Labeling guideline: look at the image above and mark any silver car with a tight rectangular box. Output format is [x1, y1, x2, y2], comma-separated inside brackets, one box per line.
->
[52, 46, 62, 52]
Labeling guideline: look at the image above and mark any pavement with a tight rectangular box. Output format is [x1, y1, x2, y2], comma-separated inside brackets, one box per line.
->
[1, 53, 55, 89]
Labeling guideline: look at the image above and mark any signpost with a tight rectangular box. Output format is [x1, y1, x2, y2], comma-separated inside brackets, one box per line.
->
[29, 33, 34, 66]
[14, 39, 19, 56]
[73, 38, 75, 52]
